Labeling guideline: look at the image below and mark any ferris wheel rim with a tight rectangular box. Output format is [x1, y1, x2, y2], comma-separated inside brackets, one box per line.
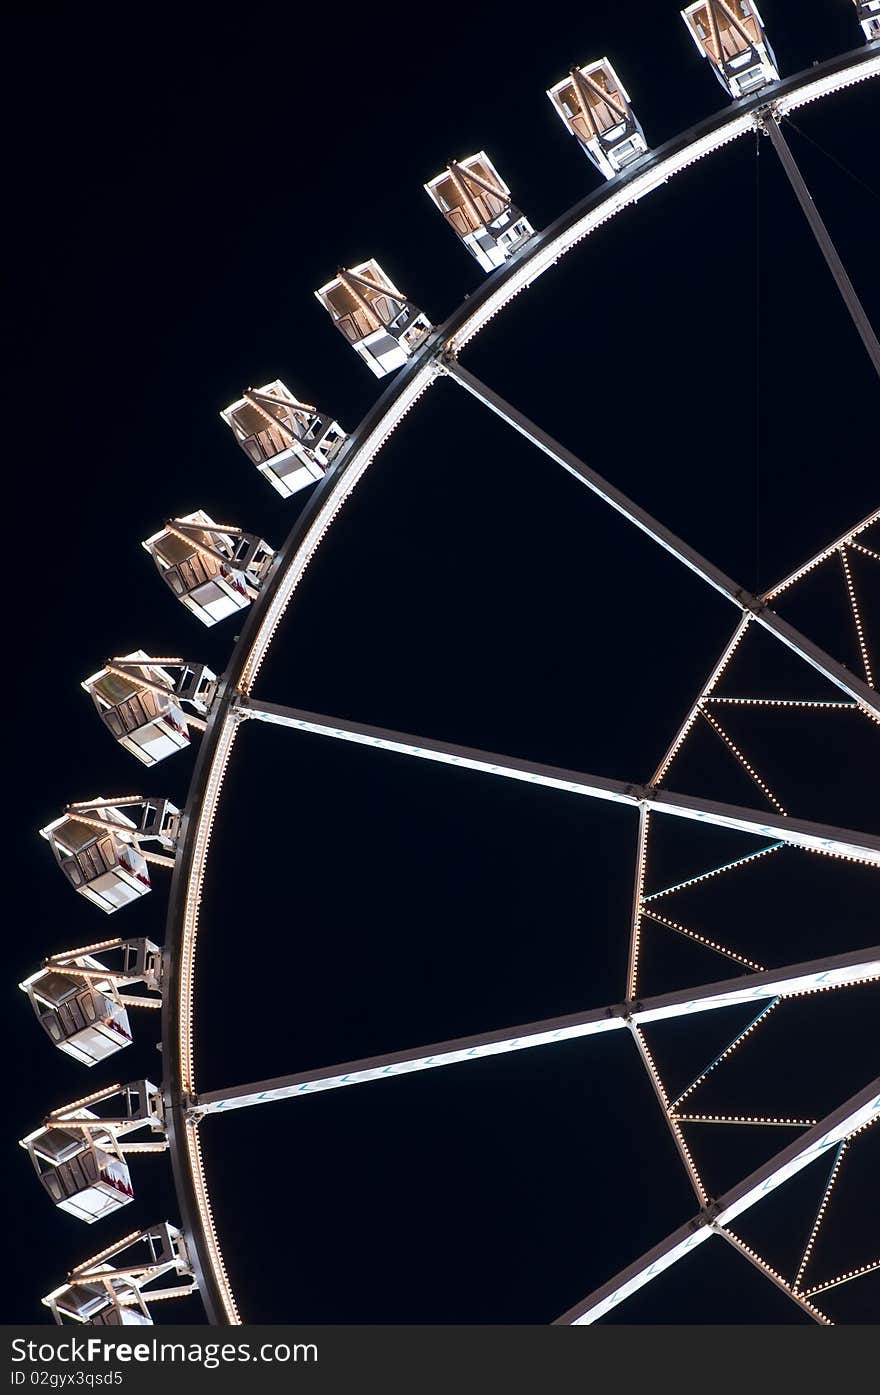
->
[159, 40, 880, 1326]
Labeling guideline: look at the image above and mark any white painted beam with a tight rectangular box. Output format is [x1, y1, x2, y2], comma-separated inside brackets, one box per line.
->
[193, 947, 879, 1115]
[238, 699, 880, 864]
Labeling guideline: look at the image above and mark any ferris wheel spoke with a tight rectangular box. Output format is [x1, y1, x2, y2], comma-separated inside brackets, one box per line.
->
[441, 359, 880, 722]
[190, 946, 879, 1117]
[237, 696, 880, 863]
[763, 115, 880, 382]
[553, 1076, 880, 1325]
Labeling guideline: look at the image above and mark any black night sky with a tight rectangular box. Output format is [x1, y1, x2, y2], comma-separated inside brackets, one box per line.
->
[7, 1, 879, 1327]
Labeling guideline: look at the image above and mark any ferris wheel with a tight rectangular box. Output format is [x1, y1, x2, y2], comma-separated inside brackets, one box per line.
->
[22, 2, 880, 1328]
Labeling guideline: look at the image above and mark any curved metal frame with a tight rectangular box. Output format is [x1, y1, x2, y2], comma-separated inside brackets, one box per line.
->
[160, 42, 880, 1325]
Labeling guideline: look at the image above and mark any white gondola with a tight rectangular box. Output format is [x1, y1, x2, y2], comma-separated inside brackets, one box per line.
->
[43, 1224, 196, 1325]
[315, 260, 433, 377]
[142, 510, 274, 626]
[41, 805, 150, 911]
[21, 1125, 134, 1223]
[40, 798, 178, 911]
[21, 968, 133, 1065]
[547, 59, 648, 180]
[82, 653, 216, 766]
[221, 380, 347, 498]
[854, 1, 880, 41]
[20, 1081, 164, 1222]
[21, 940, 162, 1064]
[681, 2, 779, 99]
[425, 153, 535, 272]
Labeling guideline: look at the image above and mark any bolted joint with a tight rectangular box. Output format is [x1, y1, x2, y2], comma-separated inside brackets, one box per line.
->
[686, 1202, 719, 1235]
[624, 782, 655, 804]
[754, 106, 777, 132]
[735, 588, 768, 616]
[434, 346, 459, 375]
[700, 1200, 722, 1229]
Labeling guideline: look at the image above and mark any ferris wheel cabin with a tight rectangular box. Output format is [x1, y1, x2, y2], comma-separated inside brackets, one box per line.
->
[854, 1, 880, 40]
[20, 1124, 134, 1223]
[82, 654, 216, 766]
[547, 59, 648, 180]
[315, 261, 433, 376]
[220, 380, 348, 497]
[43, 1224, 196, 1325]
[424, 153, 535, 272]
[142, 511, 275, 626]
[83, 655, 187, 766]
[40, 798, 178, 911]
[20, 968, 133, 1066]
[40, 806, 152, 911]
[681, 2, 779, 98]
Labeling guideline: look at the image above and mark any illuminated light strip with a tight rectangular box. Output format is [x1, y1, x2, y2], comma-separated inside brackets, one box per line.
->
[49, 965, 143, 986]
[627, 807, 650, 1000]
[239, 700, 880, 864]
[699, 707, 787, 815]
[185, 1120, 236, 1320]
[117, 1286, 194, 1305]
[71, 1229, 145, 1275]
[50, 939, 124, 961]
[670, 1000, 780, 1111]
[643, 842, 784, 902]
[671, 1114, 817, 1128]
[706, 697, 858, 709]
[556, 1078, 880, 1324]
[840, 547, 874, 689]
[631, 1023, 709, 1206]
[193, 948, 879, 1114]
[776, 54, 880, 115]
[720, 1230, 832, 1326]
[175, 713, 240, 1324]
[49, 1084, 123, 1115]
[652, 617, 752, 784]
[167, 49, 880, 1325]
[849, 541, 880, 564]
[67, 797, 143, 811]
[792, 1140, 848, 1293]
[761, 507, 880, 601]
[803, 1259, 880, 1298]
[112, 657, 185, 665]
[64, 811, 146, 840]
[642, 908, 765, 972]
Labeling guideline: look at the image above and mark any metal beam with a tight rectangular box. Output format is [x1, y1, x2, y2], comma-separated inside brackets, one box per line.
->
[238, 698, 880, 863]
[764, 115, 880, 381]
[441, 360, 880, 722]
[192, 946, 879, 1115]
[555, 1076, 880, 1324]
